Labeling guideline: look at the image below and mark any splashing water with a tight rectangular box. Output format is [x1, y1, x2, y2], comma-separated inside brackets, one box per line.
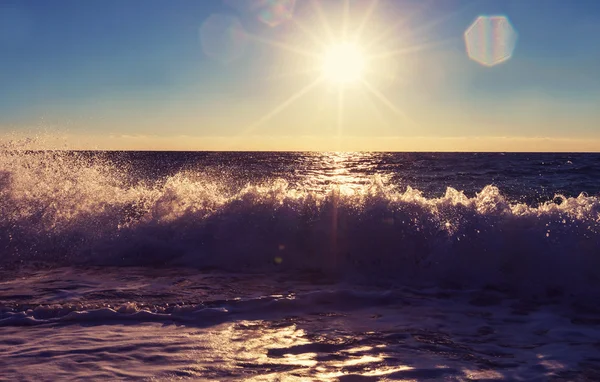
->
[3, 144, 600, 381]
[2, 146, 600, 296]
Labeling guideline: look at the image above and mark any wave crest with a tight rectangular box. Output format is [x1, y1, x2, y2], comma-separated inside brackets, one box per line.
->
[1, 150, 600, 294]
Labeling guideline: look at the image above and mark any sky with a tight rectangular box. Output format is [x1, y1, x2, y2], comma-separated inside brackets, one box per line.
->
[1, 0, 600, 151]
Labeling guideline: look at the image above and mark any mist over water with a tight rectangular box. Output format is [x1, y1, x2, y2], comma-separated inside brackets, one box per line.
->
[2, 148, 600, 294]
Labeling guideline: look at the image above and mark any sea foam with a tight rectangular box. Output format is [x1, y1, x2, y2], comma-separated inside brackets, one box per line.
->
[1, 149, 600, 295]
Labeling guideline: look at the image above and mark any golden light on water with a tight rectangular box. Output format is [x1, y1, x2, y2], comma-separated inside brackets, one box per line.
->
[199, 320, 419, 380]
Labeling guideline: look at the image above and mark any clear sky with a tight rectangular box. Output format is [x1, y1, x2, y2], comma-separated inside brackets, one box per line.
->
[1, 0, 599, 151]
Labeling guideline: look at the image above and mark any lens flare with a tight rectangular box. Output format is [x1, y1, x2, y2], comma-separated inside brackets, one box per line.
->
[464, 15, 518, 67]
[239, 0, 455, 139]
[258, 0, 296, 27]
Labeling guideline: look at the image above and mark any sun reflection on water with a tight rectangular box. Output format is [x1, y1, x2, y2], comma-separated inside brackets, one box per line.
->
[196, 319, 419, 380]
[300, 152, 392, 194]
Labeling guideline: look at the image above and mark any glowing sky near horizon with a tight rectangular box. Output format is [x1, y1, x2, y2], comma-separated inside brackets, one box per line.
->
[1, 0, 600, 151]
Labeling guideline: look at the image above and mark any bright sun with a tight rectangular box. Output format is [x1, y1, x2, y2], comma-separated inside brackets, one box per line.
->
[244, 0, 422, 138]
[321, 42, 366, 84]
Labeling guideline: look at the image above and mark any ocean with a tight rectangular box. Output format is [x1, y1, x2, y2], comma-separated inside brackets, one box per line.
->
[1, 150, 600, 381]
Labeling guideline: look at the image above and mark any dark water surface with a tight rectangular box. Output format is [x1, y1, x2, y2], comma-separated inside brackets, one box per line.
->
[1, 151, 600, 380]
[94, 151, 600, 203]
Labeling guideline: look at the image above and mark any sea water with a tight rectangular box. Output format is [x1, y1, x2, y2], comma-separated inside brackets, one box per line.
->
[1, 150, 600, 380]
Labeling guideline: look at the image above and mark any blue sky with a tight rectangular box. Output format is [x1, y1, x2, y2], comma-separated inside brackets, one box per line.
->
[1, 0, 599, 151]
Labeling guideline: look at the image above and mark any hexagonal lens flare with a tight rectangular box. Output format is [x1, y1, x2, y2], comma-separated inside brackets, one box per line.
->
[223, 0, 295, 27]
[464, 15, 518, 67]
[200, 14, 249, 64]
[258, 0, 296, 27]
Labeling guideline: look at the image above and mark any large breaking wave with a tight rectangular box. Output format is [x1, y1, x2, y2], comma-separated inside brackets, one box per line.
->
[1, 149, 600, 294]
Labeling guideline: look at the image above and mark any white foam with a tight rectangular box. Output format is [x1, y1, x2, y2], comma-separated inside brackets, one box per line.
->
[1, 149, 600, 294]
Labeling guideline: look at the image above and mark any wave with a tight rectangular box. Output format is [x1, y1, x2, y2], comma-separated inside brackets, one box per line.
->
[1, 149, 600, 295]
[0, 289, 396, 326]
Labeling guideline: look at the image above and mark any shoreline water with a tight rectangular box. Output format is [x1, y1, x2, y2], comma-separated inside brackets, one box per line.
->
[2, 151, 600, 379]
[2, 268, 600, 380]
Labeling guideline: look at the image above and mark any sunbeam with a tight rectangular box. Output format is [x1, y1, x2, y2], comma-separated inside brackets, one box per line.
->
[311, 0, 336, 44]
[399, 0, 479, 43]
[364, 0, 433, 49]
[243, 77, 324, 135]
[361, 79, 417, 130]
[237, 0, 463, 141]
[342, 0, 350, 39]
[358, 88, 395, 134]
[264, 67, 321, 82]
[247, 33, 319, 59]
[291, 18, 328, 50]
[336, 88, 345, 150]
[353, 0, 380, 42]
[368, 38, 458, 61]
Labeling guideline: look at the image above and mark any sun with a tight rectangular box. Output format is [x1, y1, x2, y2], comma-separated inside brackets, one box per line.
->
[321, 42, 366, 84]
[241, 0, 430, 138]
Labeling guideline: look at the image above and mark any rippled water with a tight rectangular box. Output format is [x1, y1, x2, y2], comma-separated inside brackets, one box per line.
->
[1, 150, 600, 380]
[90, 151, 600, 203]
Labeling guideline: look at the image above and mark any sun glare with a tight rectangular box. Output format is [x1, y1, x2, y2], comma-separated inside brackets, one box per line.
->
[239, 0, 438, 139]
[321, 42, 366, 84]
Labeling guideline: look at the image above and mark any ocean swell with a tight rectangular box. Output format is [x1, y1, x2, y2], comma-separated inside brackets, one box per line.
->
[1, 150, 600, 294]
